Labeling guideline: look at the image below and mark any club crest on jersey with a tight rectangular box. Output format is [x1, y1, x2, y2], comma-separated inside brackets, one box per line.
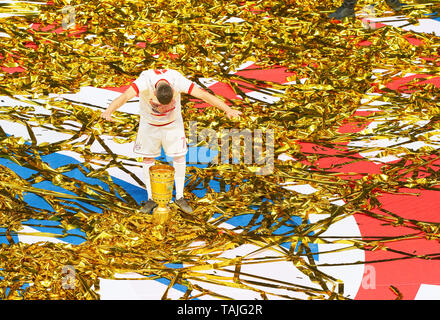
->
[150, 101, 175, 115]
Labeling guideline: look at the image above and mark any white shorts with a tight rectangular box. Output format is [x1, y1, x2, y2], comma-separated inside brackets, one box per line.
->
[133, 117, 187, 158]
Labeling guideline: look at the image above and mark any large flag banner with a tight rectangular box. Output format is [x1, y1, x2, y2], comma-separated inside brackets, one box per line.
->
[0, 0, 439, 301]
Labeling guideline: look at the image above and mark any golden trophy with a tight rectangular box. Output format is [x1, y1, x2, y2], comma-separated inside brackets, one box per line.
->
[149, 164, 175, 225]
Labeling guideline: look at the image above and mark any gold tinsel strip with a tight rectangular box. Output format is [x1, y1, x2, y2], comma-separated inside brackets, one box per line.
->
[0, 0, 439, 300]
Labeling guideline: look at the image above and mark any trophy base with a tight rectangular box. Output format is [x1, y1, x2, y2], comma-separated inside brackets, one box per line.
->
[151, 205, 171, 225]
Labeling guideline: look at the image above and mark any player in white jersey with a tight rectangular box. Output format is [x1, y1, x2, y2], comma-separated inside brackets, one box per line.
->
[101, 69, 241, 214]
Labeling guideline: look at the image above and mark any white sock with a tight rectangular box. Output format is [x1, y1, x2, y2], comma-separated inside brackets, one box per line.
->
[173, 160, 186, 199]
[143, 162, 155, 200]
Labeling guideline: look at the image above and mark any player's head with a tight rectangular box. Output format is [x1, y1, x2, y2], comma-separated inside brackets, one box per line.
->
[155, 81, 174, 105]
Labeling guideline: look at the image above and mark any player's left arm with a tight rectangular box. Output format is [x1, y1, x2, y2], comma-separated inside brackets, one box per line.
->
[189, 86, 242, 119]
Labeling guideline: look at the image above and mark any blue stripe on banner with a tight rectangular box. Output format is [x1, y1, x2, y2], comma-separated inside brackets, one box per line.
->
[182, 145, 319, 260]
[425, 12, 440, 21]
[0, 228, 19, 245]
[0, 272, 29, 297]
[21, 218, 86, 245]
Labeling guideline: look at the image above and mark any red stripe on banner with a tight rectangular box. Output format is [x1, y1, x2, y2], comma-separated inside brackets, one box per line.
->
[101, 84, 131, 93]
[235, 64, 296, 84]
[355, 188, 440, 300]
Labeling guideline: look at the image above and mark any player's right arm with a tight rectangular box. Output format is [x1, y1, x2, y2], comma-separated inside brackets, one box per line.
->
[101, 85, 137, 121]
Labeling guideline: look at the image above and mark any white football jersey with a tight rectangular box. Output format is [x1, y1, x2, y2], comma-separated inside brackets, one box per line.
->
[131, 69, 195, 126]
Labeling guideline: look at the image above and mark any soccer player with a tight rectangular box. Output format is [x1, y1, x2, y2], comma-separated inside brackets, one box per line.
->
[329, 0, 404, 20]
[101, 69, 242, 214]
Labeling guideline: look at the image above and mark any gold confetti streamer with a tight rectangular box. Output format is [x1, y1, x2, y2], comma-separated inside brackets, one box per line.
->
[0, 0, 439, 300]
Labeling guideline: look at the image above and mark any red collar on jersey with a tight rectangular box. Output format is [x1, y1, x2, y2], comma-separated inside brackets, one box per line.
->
[154, 78, 170, 88]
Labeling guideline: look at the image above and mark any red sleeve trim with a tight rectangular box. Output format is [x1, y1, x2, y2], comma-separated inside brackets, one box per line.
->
[188, 83, 195, 95]
[130, 83, 139, 96]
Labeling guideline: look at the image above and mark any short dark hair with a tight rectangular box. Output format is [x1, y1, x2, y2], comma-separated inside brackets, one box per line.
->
[156, 83, 173, 105]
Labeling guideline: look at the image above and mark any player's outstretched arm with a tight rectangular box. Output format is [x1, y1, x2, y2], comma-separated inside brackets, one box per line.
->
[101, 86, 137, 121]
[190, 86, 241, 119]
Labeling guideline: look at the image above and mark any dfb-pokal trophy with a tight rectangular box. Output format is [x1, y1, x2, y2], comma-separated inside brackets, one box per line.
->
[149, 164, 175, 226]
